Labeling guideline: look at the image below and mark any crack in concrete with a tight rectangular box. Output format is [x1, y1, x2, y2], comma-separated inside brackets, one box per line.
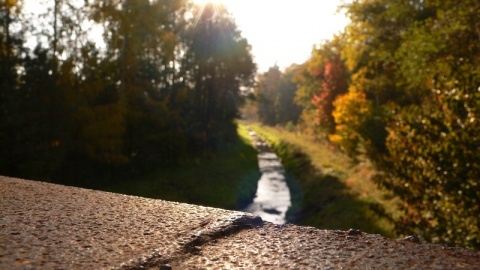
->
[117, 213, 263, 269]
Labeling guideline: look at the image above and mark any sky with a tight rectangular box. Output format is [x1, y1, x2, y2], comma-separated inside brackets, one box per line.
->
[23, 0, 351, 73]
[198, 0, 351, 72]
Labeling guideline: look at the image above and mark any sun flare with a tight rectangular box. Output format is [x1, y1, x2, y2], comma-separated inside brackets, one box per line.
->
[189, 0, 350, 72]
[192, 0, 229, 7]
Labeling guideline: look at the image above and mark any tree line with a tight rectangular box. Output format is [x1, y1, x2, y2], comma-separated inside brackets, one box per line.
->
[254, 0, 479, 249]
[0, 1, 255, 185]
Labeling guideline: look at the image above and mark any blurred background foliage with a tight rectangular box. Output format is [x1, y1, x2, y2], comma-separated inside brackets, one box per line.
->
[251, 0, 479, 249]
[1, 0, 255, 184]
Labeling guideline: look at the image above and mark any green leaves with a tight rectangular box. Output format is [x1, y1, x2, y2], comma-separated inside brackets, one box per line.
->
[255, 65, 302, 127]
[180, 3, 255, 146]
[384, 86, 480, 248]
[0, 0, 255, 183]
[310, 0, 480, 249]
[255, 65, 283, 125]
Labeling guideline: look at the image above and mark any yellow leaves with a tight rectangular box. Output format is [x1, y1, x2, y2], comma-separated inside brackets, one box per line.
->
[328, 133, 343, 144]
[342, 22, 369, 71]
[330, 89, 372, 156]
[332, 90, 370, 126]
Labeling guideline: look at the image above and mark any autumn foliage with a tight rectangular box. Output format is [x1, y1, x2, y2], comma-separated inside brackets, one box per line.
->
[333, 0, 479, 249]
[311, 55, 348, 133]
[252, 0, 480, 250]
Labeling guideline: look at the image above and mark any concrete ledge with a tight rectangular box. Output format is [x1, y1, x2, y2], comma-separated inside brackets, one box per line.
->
[1, 176, 479, 269]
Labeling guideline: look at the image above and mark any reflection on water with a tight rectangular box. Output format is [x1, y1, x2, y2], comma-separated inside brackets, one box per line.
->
[243, 129, 291, 224]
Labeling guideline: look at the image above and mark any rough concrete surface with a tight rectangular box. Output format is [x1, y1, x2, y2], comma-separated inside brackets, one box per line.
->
[1, 176, 479, 269]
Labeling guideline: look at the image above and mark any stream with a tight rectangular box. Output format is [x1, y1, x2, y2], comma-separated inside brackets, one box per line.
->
[243, 128, 292, 224]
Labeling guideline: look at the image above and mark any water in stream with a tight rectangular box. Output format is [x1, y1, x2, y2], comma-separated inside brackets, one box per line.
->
[243, 129, 291, 224]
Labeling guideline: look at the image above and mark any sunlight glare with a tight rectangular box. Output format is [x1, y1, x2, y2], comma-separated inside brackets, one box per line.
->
[206, 0, 351, 72]
[191, 0, 231, 30]
[193, 0, 228, 6]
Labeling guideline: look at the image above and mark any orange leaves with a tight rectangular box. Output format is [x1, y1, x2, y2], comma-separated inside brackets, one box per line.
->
[302, 53, 349, 133]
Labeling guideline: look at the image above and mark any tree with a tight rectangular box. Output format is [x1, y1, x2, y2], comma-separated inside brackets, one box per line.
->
[311, 55, 348, 133]
[384, 90, 480, 249]
[88, 0, 191, 172]
[11, 46, 68, 180]
[293, 36, 348, 135]
[378, 0, 480, 249]
[255, 65, 282, 125]
[255, 64, 302, 127]
[274, 64, 302, 125]
[330, 89, 371, 158]
[64, 44, 128, 167]
[0, 0, 257, 183]
[181, 3, 256, 147]
[0, 0, 24, 175]
[332, 0, 480, 249]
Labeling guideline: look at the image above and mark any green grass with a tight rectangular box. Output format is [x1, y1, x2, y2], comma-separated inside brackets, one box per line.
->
[103, 124, 260, 210]
[245, 121, 402, 237]
[102, 120, 401, 238]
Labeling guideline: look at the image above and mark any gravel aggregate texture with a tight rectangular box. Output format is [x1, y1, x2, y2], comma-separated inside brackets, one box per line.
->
[1, 176, 479, 269]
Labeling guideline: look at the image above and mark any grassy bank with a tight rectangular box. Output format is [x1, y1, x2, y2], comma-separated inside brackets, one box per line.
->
[103, 124, 260, 210]
[246, 122, 401, 238]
